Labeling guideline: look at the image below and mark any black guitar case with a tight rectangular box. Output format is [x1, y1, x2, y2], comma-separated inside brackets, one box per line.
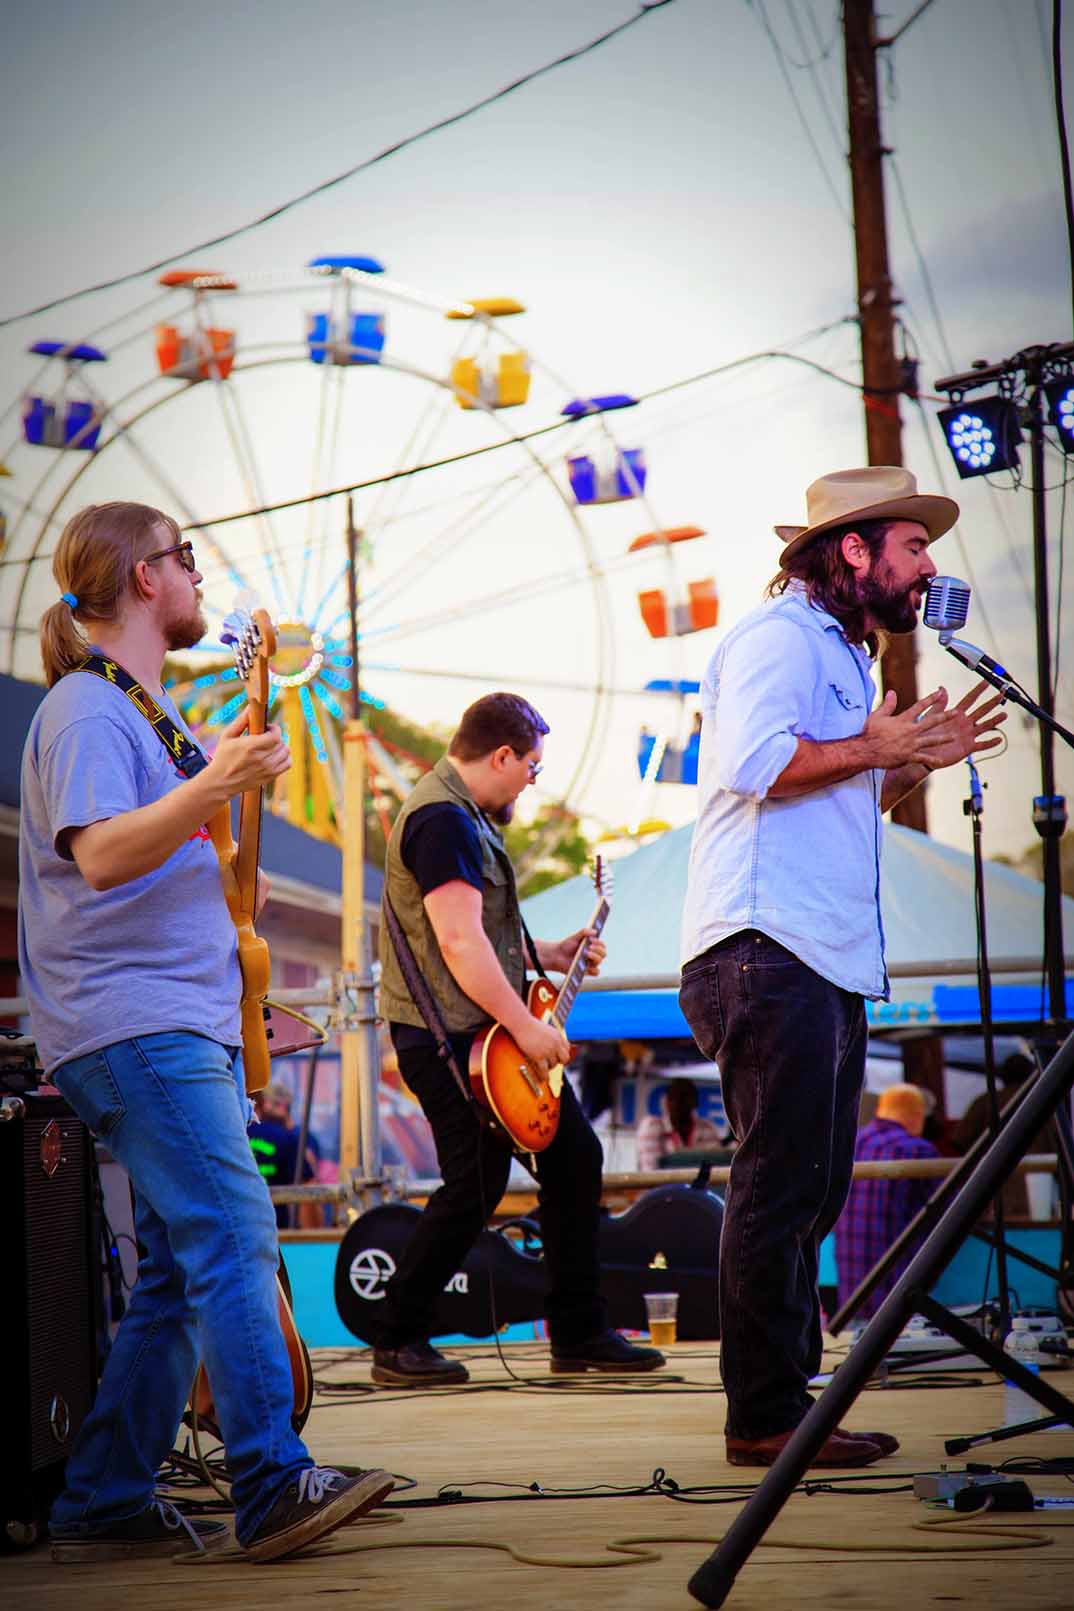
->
[334, 1174, 723, 1344]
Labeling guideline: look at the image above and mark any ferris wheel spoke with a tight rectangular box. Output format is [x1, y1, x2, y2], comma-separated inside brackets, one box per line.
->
[77, 372, 257, 596]
[361, 369, 458, 550]
[209, 375, 292, 614]
[300, 361, 345, 621]
[357, 546, 651, 650]
[361, 460, 543, 622]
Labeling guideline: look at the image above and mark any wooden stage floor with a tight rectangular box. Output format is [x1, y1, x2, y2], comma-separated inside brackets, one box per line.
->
[6, 1340, 1074, 1611]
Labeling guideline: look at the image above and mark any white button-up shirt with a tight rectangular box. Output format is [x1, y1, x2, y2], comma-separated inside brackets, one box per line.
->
[680, 584, 889, 1000]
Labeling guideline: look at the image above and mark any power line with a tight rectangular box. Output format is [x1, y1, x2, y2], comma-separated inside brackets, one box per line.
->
[0, 1, 678, 331]
[174, 345, 889, 532]
[1052, 0, 1074, 330]
[747, 0, 850, 218]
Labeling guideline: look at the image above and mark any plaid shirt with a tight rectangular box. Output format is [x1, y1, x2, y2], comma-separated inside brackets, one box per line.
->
[833, 1118, 939, 1318]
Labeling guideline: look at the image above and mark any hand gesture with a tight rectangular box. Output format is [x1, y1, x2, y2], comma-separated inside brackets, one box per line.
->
[914, 681, 1007, 773]
[516, 1014, 572, 1080]
[555, 927, 607, 978]
[865, 687, 951, 769]
[206, 707, 291, 797]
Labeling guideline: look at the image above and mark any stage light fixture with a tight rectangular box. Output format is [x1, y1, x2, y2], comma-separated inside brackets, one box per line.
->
[937, 396, 1022, 479]
[1045, 377, 1074, 454]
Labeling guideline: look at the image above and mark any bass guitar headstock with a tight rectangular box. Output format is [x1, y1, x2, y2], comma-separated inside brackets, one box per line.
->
[220, 600, 277, 730]
[593, 853, 613, 908]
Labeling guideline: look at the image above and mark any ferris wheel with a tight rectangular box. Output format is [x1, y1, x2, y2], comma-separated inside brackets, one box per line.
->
[0, 255, 720, 838]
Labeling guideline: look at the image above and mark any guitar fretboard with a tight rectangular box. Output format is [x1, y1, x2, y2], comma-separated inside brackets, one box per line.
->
[550, 897, 610, 1032]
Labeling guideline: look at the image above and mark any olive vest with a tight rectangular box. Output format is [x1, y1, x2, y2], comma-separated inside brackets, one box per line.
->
[378, 756, 527, 1032]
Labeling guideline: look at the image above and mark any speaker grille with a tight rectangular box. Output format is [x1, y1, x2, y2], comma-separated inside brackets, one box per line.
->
[24, 1112, 95, 1471]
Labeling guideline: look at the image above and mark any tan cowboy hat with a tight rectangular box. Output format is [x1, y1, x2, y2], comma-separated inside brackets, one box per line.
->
[774, 466, 958, 563]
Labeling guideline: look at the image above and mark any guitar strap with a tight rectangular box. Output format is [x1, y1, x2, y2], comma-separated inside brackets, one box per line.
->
[380, 893, 479, 1110]
[381, 892, 535, 1168]
[70, 655, 208, 779]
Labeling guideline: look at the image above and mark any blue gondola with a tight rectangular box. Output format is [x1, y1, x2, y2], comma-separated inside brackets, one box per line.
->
[568, 447, 647, 505]
[22, 341, 107, 450]
[306, 311, 386, 365]
[637, 727, 700, 785]
[306, 254, 386, 365]
[308, 255, 386, 275]
[560, 393, 638, 417]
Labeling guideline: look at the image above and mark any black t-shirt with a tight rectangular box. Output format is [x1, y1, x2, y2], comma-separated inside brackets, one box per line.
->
[390, 803, 487, 1053]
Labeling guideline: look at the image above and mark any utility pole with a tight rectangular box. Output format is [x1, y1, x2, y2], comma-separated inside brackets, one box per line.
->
[844, 0, 947, 1111]
[843, 0, 926, 834]
[338, 496, 380, 1185]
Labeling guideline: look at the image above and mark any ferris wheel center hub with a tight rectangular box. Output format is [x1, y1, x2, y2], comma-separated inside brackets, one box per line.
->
[271, 619, 325, 687]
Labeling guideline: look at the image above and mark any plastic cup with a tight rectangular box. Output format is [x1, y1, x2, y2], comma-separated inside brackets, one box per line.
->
[644, 1291, 678, 1347]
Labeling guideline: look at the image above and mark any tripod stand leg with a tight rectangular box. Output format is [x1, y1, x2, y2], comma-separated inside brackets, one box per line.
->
[687, 1028, 1074, 1609]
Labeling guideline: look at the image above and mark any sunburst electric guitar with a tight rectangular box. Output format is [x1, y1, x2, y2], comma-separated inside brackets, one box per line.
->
[469, 859, 610, 1153]
[211, 603, 325, 1096]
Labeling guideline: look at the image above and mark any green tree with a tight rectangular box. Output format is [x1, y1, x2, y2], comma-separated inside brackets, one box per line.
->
[505, 804, 594, 899]
[994, 835, 1074, 897]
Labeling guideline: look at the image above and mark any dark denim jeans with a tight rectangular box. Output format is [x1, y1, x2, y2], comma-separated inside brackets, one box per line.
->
[374, 1035, 606, 1349]
[679, 931, 867, 1439]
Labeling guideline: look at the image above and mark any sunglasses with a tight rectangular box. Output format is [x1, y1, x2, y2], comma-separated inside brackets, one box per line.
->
[144, 540, 197, 574]
[511, 750, 542, 781]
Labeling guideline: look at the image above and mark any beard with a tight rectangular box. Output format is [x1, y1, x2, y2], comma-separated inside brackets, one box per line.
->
[164, 591, 208, 651]
[855, 559, 920, 634]
[489, 800, 515, 828]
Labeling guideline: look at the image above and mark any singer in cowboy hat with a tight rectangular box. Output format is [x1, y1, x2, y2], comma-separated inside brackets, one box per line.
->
[679, 466, 1006, 1470]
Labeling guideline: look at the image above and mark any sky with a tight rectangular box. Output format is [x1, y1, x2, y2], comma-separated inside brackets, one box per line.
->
[0, 0, 1070, 864]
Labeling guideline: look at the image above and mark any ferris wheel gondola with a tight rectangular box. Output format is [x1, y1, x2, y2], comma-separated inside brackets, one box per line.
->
[1, 255, 720, 845]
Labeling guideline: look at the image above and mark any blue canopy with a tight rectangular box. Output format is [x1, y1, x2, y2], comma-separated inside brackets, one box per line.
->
[522, 824, 1074, 1038]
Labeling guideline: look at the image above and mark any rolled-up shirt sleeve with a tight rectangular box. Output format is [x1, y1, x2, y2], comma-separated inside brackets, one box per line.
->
[710, 617, 816, 799]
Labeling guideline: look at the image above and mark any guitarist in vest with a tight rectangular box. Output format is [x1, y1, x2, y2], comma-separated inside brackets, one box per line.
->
[18, 502, 393, 1563]
[374, 692, 665, 1386]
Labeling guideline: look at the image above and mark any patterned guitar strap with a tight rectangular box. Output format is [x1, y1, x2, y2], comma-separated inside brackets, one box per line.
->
[70, 655, 208, 779]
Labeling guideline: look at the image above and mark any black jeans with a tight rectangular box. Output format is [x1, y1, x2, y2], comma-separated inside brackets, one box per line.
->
[374, 1035, 606, 1349]
[679, 931, 867, 1439]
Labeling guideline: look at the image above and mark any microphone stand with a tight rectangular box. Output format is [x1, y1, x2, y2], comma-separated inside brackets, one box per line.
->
[937, 640, 1074, 751]
[963, 756, 1011, 1342]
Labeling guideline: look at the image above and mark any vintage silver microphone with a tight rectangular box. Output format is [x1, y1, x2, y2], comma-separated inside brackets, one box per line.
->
[922, 577, 1009, 679]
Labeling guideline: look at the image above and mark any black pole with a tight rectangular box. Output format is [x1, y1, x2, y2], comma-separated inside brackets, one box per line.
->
[1025, 360, 1069, 1027]
[687, 1029, 1074, 1608]
[966, 758, 1011, 1338]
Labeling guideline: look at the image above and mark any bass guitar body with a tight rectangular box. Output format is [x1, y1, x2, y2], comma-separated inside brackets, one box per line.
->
[469, 977, 562, 1153]
[187, 1261, 313, 1441]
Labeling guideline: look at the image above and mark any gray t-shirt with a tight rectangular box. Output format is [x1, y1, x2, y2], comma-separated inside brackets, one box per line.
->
[18, 668, 241, 1074]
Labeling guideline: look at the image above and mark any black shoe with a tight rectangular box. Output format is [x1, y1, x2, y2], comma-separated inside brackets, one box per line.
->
[550, 1329, 666, 1374]
[51, 1498, 229, 1563]
[243, 1466, 394, 1563]
[371, 1341, 470, 1387]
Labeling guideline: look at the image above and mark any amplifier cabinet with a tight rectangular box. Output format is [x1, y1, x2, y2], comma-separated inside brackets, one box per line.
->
[0, 1092, 98, 1548]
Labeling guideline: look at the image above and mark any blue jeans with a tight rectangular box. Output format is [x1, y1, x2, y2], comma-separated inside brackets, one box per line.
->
[679, 932, 867, 1439]
[50, 1032, 312, 1544]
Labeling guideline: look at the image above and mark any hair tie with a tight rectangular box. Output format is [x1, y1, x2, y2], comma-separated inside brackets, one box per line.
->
[61, 592, 78, 609]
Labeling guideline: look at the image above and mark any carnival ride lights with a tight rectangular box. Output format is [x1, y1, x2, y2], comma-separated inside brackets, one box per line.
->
[936, 395, 1022, 479]
[22, 341, 106, 450]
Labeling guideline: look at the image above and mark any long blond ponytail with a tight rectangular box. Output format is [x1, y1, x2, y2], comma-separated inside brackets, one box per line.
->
[41, 502, 180, 687]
